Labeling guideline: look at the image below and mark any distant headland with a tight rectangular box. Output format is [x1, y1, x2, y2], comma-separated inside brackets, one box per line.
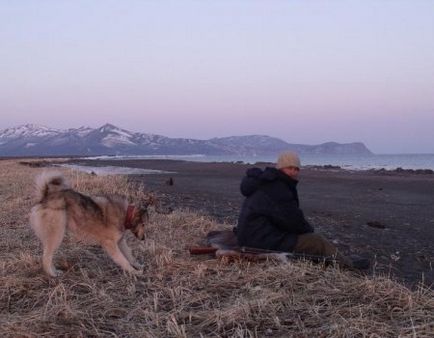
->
[0, 123, 373, 157]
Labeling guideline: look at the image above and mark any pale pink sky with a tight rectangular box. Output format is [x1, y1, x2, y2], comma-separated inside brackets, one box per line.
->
[1, 1, 434, 153]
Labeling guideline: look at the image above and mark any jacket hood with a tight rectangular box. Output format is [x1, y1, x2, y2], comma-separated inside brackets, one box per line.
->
[240, 167, 297, 197]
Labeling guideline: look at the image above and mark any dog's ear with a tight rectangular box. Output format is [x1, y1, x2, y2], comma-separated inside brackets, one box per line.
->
[139, 194, 158, 209]
[136, 206, 149, 223]
[139, 194, 172, 215]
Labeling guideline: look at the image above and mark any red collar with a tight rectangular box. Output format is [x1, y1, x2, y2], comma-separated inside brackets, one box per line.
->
[124, 205, 136, 230]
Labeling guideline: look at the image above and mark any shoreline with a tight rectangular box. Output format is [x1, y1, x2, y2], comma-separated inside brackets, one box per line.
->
[5, 153, 434, 172]
[18, 156, 433, 176]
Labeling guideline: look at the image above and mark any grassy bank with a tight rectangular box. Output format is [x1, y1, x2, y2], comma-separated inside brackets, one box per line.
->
[0, 160, 432, 337]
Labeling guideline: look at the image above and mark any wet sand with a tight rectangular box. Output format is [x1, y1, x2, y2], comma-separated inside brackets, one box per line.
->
[69, 158, 434, 288]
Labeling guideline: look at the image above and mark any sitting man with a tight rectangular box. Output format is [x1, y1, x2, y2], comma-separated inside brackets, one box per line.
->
[236, 151, 368, 269]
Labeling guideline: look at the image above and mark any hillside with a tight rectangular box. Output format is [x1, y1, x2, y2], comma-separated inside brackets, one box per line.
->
[0, 123, 373, 156]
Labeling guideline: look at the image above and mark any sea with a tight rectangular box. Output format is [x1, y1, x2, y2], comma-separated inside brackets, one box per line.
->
[83, 153, 434, 171]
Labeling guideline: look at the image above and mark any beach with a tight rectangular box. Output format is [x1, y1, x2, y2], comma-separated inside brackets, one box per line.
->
[1, 158, 433, 336]
[68, 158, 434, 288]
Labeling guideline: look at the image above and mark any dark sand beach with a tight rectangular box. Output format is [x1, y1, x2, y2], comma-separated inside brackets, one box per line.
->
[69, 158, 434, 288]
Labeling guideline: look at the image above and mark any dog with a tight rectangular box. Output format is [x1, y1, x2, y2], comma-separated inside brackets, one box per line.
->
[29, 171, 149, 276]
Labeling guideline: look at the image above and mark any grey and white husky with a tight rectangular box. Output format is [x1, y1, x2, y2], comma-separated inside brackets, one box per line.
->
[29, 171, 149, 276]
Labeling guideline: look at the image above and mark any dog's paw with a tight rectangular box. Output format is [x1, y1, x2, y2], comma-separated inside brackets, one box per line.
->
[126, 268, 142, 276]
[49, 269, 63, 277]
[133, 263, 144, 270]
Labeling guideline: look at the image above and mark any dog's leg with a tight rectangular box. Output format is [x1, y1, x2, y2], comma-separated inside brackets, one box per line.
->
[119, 237, 143, 270]
[101, 240, 139, 274]
[41, 222, 66, 277]
[31, 208, 66, 277]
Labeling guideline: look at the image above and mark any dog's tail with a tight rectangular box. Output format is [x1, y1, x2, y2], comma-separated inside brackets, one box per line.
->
[35, 171, 69, 202]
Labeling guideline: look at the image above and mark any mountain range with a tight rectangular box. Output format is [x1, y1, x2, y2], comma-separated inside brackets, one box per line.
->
[0, 123, 373, 157]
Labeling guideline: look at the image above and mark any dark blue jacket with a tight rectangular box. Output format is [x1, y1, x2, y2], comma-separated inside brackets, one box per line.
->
[236, 167, 314, 251]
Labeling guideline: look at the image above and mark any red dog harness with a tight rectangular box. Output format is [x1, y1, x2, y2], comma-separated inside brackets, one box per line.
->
[124, 205, 136, 230]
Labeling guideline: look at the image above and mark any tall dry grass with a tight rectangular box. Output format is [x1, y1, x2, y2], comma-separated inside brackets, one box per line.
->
[0, 159, 433, 337]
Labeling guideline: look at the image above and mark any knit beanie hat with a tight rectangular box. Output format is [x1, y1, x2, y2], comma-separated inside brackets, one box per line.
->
[276, 151, 301, 169]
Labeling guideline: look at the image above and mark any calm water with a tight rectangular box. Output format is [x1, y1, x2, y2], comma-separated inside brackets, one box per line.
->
[58, 164, 174, 176]
[85, 153, 434, 171]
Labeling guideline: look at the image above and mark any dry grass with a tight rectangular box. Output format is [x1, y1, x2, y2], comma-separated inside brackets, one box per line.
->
[0, 159, 433, 337]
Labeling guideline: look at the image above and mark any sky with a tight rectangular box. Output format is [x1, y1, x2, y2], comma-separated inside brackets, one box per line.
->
[1, 0, 434, 154]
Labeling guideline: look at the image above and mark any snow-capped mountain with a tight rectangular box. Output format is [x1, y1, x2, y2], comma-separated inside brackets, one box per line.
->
[0, 123, 373, 157]
[0, 124, 62, 140]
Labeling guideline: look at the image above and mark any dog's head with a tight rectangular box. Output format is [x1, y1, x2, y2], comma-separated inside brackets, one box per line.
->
[130, 206, 149, 240]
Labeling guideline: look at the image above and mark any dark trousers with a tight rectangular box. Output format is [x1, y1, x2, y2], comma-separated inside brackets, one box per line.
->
[293, 233, 352, 267]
